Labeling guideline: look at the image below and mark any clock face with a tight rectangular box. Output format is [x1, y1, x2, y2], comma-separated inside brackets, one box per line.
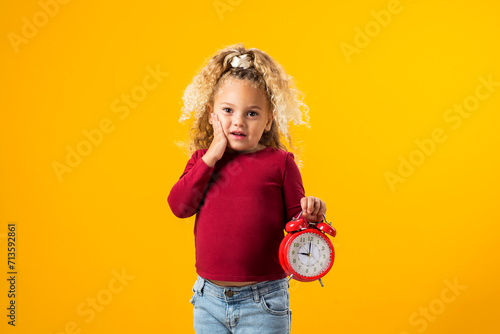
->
[287, 231, 333, 278]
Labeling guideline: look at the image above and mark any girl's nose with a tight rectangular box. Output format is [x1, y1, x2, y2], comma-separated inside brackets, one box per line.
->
[233, 112, 245, 127]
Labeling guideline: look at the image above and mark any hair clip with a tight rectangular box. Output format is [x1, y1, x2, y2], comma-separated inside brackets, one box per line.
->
[230, 54, 252, 69]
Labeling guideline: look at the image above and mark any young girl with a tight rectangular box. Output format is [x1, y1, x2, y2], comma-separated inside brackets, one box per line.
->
[168, 43, 327, 334]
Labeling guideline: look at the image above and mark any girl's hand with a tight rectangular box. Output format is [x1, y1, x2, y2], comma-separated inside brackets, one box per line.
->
[202, 113, 228, 167]
[300, 196, 327, 222]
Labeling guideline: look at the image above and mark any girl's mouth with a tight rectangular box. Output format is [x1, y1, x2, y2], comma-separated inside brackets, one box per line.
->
[230, 132, 247, 140]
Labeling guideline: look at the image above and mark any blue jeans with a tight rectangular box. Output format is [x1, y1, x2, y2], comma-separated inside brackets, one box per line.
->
[190, 275, 292, 333]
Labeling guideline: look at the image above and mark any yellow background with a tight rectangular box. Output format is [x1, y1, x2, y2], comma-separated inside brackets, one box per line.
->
[1, 0, 499, 333]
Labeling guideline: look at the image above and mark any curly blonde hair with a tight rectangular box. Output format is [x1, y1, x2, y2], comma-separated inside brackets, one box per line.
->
[178, 43, 310, 165]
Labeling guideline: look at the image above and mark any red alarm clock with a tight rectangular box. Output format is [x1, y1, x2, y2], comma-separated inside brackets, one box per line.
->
[279, 212, 337, 287]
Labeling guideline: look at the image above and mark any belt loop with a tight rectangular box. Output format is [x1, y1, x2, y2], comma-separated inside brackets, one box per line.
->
[252, 284, 260, 303]
[194, 275, 206, 296]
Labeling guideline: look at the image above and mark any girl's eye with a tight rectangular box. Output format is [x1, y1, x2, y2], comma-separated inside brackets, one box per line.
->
[222, 107, 232, 113]
[247, 111, 258, 117]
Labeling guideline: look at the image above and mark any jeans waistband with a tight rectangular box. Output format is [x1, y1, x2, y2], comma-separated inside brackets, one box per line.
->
[193, 275, 288, 303]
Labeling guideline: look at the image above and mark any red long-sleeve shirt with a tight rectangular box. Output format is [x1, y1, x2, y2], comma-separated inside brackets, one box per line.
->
[168, 146, 305, 281]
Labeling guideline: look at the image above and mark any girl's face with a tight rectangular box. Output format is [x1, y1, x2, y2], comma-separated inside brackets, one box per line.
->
[208, 78, 273, 153]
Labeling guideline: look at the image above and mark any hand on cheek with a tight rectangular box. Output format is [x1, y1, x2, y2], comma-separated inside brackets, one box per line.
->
[202, 113, 228, 167]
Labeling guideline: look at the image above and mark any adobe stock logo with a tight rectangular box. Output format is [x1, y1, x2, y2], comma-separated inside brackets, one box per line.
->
[399, 277, 467, 334]
[385, 74, 499, 192]
[7, 0, 72, 54]
[48, 268, 134, 334]
[52, 64, 168, 182]
[340, 0, 414, 64]
[213, 0, 243, 20]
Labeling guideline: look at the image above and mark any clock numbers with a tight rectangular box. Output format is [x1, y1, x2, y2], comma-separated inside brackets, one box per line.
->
[287, 232, 332, 278]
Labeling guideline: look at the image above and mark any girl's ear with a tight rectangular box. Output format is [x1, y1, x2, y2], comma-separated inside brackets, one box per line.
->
[265, 115, 273, 132]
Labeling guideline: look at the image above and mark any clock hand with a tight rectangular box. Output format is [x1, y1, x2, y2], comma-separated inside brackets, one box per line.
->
[311, 250, 318, 260]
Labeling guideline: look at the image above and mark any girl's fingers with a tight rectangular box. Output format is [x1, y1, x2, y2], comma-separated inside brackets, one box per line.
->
[300, 197, 308, 213]
[301, 197, 314, 214]
[212, 114, 225, 139]
[205, 113, 227, 165]
[216, 115, 224, 135]
[316, 201, 326, 219]
[300, 196, 326, 215]
[211, 114, 220, 136]
[300, 196, 327, 222]
[311, 197, 322, 215]
[307, 197, 314, 214]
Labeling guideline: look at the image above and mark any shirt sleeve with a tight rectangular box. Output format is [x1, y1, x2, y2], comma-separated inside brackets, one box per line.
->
[282, 152, 305, 223]
[167, 150, 215, 218]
